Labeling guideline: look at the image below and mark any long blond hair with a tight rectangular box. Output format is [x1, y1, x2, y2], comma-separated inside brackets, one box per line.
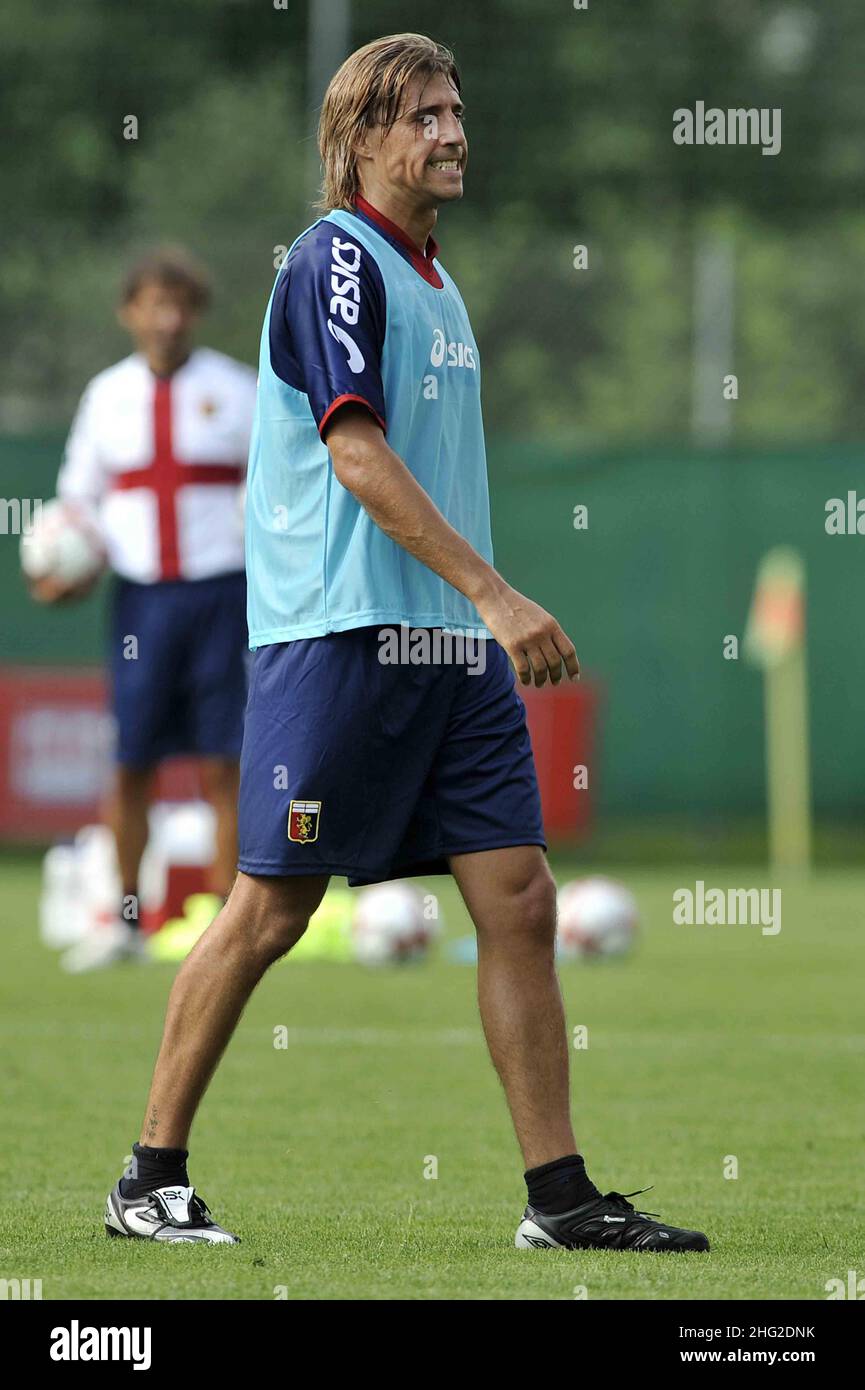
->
[317, 33, 461, 211]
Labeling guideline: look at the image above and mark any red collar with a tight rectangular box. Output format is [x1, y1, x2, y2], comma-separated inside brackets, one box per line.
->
[353, 195, 443, 288]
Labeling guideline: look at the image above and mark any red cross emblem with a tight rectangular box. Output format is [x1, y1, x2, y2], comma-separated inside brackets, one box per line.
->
[110, 377, 244, 580]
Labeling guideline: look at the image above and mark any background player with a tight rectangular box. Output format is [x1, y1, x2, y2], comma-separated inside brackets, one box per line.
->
[33, 247, 257, 971]
[104, 36, 708, 1255]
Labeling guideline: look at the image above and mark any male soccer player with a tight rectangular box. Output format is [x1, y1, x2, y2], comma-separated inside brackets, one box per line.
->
[105, 36, 708, 1253]
[36, 248, 257, 972]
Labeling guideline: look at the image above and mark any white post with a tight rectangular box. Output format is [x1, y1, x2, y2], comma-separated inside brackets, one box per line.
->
[307, 0, 351, 206]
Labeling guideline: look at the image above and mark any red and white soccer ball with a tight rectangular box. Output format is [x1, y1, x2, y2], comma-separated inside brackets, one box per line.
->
[20, 498, 105, 587]
[352, 881, 438, 965]
[556, 876, 639, 960]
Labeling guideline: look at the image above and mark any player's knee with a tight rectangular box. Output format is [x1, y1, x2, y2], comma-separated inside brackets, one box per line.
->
[241, 887, 313, 961]
[520, 868, 558, 947]
[245, 902, 310, 963]
[483, 864, 557, 951]
[228, 873, 326, 963]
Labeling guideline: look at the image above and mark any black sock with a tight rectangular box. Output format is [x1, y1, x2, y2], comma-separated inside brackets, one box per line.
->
[525, 1153, 601, 1214]
[119, 1142, 190, 1198]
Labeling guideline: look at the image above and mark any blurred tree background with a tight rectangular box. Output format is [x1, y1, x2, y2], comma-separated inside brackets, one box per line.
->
[2, 0, 864, 444]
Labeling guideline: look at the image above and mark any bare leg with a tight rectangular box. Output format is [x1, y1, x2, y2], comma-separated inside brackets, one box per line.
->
[449, 845, 576, 1169]
[139, 871, 328, 1148]
[106, 764, 154, 903]
[198, 756, 241, 898]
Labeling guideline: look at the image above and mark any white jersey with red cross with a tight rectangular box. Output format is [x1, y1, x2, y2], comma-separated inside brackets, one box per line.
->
[57, 348, 257, 583]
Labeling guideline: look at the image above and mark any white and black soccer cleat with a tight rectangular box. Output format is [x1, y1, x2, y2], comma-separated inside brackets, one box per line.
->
[104, 1182, 239, 1244]
[515, 1188, 709, 1253]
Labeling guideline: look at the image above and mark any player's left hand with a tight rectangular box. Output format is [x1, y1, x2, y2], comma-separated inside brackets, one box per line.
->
[475, 582, 580, 687]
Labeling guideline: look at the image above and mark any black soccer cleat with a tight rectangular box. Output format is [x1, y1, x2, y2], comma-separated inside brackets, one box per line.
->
[515, 1188, 710, 1253]
[104, 1181, 239, 1244]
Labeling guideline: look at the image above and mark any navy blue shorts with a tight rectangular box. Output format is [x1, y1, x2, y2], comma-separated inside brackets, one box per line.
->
[237, 627, 546, 886]
[109, 572, 248, 767]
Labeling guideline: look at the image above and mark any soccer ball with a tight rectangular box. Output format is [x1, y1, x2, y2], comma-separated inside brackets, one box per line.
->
[352, 881, 436, 965]
[20, 498, 105, 587]
[556, 876, 638, 960]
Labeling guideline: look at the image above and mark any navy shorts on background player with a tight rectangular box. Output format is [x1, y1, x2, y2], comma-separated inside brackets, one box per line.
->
[110, 572, 248, 766]
[237, 628, 546, 886]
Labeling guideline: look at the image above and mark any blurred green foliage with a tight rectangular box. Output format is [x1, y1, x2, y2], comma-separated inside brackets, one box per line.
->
[2, 0, 865, 441]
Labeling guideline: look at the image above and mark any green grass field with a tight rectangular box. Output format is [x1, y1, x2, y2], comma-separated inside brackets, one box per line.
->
[0, 852, 862, 1301]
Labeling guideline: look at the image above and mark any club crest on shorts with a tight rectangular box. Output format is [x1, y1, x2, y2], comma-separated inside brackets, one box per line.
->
[288, 799, 321, 844]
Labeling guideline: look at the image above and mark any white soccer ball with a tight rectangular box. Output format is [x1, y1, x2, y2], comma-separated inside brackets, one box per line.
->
[20, 498, 105, 586]
[556, 876, 638, 960]
[352, 881, 434, 965]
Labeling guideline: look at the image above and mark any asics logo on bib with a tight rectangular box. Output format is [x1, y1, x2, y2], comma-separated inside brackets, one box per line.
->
[327, 236, 365, 372]
[430, 327, 476, 370]
[327, 320, 365, 373]
[328, 236, 362, 324]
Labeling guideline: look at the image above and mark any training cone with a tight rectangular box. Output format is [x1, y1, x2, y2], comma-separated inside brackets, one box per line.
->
[147, 893, 224, 962]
